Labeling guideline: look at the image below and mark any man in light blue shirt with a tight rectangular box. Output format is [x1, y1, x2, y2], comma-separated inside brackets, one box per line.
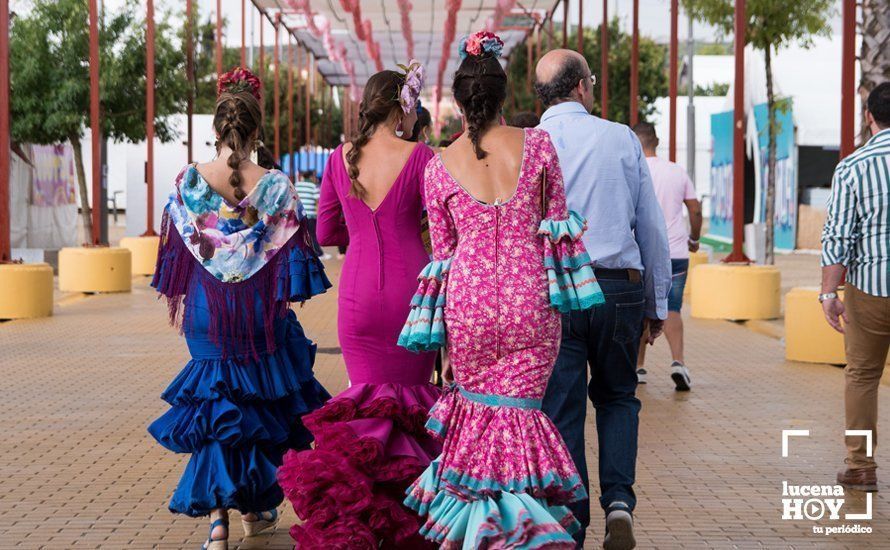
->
[536, 49, 671, 550]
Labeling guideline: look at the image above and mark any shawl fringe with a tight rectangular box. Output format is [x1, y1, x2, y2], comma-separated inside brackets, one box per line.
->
[151, 207, 330, 361]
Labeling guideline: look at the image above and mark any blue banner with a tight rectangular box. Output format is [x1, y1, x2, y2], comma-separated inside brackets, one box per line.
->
[753, 102, 797, 251]
[708, 110, 735, 243]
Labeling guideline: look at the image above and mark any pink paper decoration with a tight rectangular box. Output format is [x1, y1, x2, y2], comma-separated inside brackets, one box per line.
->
[287, 0, 359, 96]
[396, 0, 415, 59]
[486, 0, 518, 31]
[431, 0, 462, 137]
[337, 0, 384, 71]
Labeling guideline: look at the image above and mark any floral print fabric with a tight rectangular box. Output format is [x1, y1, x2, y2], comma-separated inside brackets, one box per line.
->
[167, 165, 304, 283]
[400, 128, 602, 548]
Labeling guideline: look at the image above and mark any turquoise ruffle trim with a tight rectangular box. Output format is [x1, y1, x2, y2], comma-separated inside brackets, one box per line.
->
[538, 210, 587, 243]
[547, 259, 605, 313]
[405, 460, 580, 549]
[539, 211, 605, 313]
[398, 258, 452, 352]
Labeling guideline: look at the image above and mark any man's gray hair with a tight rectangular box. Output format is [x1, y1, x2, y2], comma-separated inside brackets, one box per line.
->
[534, 56, 588, 107]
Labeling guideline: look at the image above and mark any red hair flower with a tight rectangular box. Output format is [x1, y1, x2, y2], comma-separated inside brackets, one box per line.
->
[217, 67, 262, 100]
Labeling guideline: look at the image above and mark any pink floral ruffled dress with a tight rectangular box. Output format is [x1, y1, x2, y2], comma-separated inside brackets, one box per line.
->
[399, 128, 605, 548]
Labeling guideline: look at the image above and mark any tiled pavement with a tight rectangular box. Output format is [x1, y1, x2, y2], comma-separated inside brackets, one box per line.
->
[1, 257, 888, 549]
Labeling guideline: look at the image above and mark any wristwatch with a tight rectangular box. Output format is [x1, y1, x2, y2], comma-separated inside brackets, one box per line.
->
[818, 292, 839, 303]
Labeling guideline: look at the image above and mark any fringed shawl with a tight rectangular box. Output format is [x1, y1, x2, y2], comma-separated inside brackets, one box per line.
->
[151, 165, 331, 360]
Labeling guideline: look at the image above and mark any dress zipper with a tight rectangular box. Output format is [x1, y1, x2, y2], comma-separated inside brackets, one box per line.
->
[494, 198, 501, 359]
[371, 212, 384, 291]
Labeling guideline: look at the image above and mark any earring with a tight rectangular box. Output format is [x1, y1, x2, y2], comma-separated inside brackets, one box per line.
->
[395, 119, 405, 138]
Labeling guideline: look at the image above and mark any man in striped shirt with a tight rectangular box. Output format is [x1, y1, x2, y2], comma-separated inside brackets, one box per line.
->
[295, 171, 327, 259]
[821, 82, 890, 493]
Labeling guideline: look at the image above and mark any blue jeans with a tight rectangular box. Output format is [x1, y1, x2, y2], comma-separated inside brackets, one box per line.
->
[542, 279, 644, 545]
[667, 258, 689, 312]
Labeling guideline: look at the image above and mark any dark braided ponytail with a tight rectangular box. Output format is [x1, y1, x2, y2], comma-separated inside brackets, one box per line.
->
[452, 53, 507, 159]
[213, 90, 262, 201]
[345, 70, 406, 199]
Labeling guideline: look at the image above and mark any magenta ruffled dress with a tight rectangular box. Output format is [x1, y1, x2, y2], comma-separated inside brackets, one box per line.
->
[277, 143, 441, 548]
[398, 129, 605, 548]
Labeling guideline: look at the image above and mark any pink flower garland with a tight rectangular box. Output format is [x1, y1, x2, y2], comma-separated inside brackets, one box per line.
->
[396, 0, 415, 60]
[486, 0, 518, 32]
[286, 0, 358, 97]
[433, 0, 462, 136]
[337, 0, 383, 72]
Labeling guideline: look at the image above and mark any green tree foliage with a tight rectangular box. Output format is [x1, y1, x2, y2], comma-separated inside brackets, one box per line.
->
[695, 82, 730, 96]
[184, 14, 343, 152]
[505, 21, 668, 125]
[682, 0, 833, 263]
[10, 0, 185, 239]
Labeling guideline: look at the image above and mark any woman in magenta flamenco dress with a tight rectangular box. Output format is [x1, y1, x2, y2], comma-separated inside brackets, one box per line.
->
[148, 68, 331, 550]
[398, 33, 604, 548]
[277, 65, 441, 548]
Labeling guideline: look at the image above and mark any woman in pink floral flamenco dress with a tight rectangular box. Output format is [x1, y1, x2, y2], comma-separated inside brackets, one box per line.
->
[398, 32, 605, 549]
[148, 68, 331, 550]
[277, 64, 441, 548]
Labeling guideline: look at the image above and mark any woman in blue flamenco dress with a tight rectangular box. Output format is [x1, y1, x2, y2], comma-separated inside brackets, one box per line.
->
[148, 68, 331, 550]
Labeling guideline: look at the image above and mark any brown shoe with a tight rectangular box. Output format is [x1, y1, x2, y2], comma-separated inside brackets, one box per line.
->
[837, 467, 878, 492]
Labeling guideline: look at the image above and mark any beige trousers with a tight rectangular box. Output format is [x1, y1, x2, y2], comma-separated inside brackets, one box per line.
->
[844, 284, 890, 469]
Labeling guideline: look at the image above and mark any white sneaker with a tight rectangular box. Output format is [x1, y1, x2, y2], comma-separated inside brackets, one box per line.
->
[636, 368, 647, 384]
[321, 253, 332, 260]
[603, 503, 636, 550]
[670, 361, 691, 391]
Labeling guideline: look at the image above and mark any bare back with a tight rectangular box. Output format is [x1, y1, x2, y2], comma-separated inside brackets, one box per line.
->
[440, 125, 526, 205]
[343, 136, 420, 210]
[195, 158, 270, 205]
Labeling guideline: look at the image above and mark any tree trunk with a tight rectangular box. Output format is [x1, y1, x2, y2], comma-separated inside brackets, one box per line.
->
[763, 46, 777, 266]
[859, 0, 890, 143]
[69, 135, 93, 243]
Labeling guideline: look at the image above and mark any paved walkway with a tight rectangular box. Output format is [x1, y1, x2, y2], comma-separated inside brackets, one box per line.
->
[1, 258, 888, 549]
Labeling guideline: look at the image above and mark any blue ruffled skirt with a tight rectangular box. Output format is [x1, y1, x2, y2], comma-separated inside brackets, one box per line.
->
[149, 295, 330, 517]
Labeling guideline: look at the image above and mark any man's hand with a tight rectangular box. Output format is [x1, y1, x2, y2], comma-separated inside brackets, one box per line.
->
[643, 318, 664, 345]
[822, 298, 848, 334]
[688, 239, 700, 253]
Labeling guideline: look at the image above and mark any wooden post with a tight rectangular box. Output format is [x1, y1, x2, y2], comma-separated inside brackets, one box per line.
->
[304, 51, 311, 161]
[215, 0, 223, 76]
[144, 0, 156, 236]
[288, 37, 294, 178]
[577, 0, 583, 53]
[0, 0, 9, 261]
[630, 0, 639, 126]
[724, 0, 750, 263]
[562, 0, 568, 48]
[273, 13, 280, 160]
[601, 0, 608, 119]
[258, 10, 265, 81]
[89, 0, 101, 244]
[669, 0, 679, 161]
[241, 0, 246, 67]
[186, 0, 194, 163]
[840, 0, 856, 159]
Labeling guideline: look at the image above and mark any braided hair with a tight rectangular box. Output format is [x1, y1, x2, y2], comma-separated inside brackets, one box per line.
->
[212, 90, 263, 201]
[345, 70, 406, 199]
[452, 50, 507, 160]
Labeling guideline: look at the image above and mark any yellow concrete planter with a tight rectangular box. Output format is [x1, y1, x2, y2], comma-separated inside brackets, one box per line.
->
[58, 247, 132, 293]
[785, 287, 846, 364]
[0, 263, 54, 319]
[120, 236, 160, 276]
[685, 250, 710, 297]
[690, 264, 781, 320]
